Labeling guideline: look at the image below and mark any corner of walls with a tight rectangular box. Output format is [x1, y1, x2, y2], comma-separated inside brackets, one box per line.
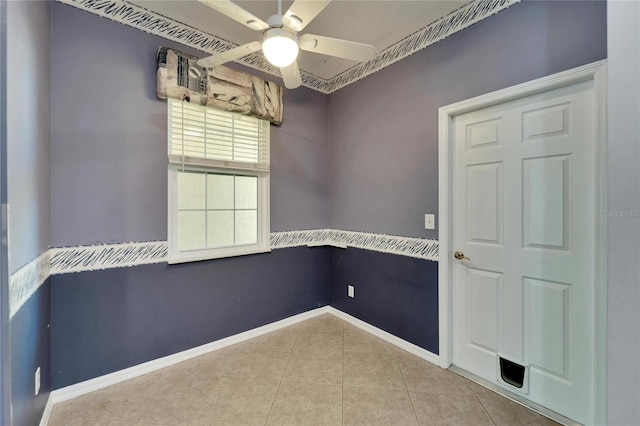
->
[48, 4, 331, 390]
[325, 0, 607, 361]
[6, 0, 52, 424]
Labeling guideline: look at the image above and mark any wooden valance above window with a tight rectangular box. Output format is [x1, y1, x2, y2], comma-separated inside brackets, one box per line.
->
[157, 47, 283, 125]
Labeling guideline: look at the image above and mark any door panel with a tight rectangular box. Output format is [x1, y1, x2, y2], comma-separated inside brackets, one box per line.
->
[451, 79, 596, 424]
[523, 155, 570, 250]
[467, 163, 502, 245]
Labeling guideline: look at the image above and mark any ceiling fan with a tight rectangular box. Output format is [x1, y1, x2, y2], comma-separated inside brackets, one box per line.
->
[196, 0, 376, 89]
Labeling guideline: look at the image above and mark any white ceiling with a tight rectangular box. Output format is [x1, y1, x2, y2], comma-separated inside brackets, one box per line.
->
[128, 0, 470, 79]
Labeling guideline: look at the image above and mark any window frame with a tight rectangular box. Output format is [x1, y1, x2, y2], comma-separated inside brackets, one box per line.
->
[167, 100, 271, 264]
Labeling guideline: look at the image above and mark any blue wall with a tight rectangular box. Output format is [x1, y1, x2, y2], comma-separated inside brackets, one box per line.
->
[51, 248, 328, 389]
[49, 2, 330, 390]
[327, 0, 607, 240]
[329, 248, 438, 353]
[10, 282, 51, 426]
[322, 1, 606, 373]
[6, 1, 52, 425]
[47, 0, 608, 409]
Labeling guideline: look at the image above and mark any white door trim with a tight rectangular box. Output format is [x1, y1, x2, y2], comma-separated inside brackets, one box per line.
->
[437, 60, 607, 424]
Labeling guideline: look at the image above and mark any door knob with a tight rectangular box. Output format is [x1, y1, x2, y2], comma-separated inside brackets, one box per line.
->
[454, 250, 470, 261]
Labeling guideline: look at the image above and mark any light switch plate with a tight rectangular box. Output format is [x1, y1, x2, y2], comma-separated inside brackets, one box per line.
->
[424, 214, 435, 230]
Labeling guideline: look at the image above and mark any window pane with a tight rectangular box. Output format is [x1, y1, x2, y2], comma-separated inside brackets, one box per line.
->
[207, 211, 234, 248]
[235, 210, 257, 245]
[177, 171, 206, 210]
[207, 174, 234, 210]
[177, 211, 206, 251]
[235, 176, 257, 209]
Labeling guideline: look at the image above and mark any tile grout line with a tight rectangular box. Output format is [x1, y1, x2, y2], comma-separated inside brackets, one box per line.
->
[461, 377, 499, 426]
[475, 392, 499, 426]
[263, 326, 300, 425]
[393, 346, 422, 425]
[188, 361, 228, 425]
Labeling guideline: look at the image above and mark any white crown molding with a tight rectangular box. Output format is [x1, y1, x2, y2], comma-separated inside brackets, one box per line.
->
[55, 0, 521, 94]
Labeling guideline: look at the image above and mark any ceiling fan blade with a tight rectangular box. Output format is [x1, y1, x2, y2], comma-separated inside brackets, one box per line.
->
[299, 34, 375, 62]
[197, 41, 262, 68]
[198, 0, 269, 31]
[283, 0, 331, 31]
[281, 61, 302, 89]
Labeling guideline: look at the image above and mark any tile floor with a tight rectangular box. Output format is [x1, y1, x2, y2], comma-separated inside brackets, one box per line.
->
[48, 314, 559, 426]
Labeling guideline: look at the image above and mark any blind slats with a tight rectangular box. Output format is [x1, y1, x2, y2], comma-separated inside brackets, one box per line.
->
[168, 99, 270, 168]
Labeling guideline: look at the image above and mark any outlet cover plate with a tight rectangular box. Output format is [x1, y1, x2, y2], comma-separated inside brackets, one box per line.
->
[424, 214, 435, 230]
[348, 285, 355, 298]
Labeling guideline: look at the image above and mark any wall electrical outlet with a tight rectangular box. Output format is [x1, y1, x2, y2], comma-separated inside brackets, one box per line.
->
[35, 367, 41, 396]
[348, 285, 355, 298]
[424, 214, 435, 230]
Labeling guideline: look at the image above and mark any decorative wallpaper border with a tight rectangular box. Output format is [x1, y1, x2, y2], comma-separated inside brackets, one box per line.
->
[10, 230, 438, 318]
[47, 229, 438, 275]
[326, 0, 521, 93]
[50, 241, 168, 274]
[55, 0, 521, 94]
[271, 229, 439, 261]
[9, 250, 51, 319]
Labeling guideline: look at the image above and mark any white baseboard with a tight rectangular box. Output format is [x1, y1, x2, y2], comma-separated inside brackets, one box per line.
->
[39, 394, 54, 426]
[46, 305, 439, 413]
[49, 307, 330, 405]
[326, 307, 440, 366]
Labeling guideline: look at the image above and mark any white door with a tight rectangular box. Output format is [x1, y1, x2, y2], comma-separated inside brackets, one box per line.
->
[451, 78, 597, 424]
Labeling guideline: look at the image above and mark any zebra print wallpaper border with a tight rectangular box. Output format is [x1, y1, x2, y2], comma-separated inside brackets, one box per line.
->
[10, 229, 438, 318]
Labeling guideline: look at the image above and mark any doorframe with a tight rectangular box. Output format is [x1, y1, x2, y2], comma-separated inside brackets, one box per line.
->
[437, 60, 608, 424]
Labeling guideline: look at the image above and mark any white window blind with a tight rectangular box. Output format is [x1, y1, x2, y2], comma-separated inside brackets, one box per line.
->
[168, 98, 270, 171]
[167, 98, 271, 264]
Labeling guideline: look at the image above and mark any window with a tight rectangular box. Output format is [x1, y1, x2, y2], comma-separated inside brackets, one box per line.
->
[167, 98, 270, 263]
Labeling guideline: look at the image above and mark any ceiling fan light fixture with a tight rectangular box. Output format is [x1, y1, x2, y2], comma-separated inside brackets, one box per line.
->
[262, 28, 299, 68]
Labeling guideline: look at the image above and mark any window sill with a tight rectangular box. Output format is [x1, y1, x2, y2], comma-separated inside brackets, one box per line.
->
[167, 246, 272, 265]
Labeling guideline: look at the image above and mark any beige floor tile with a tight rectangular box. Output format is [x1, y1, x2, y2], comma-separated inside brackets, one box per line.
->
[169, 348, 239, 378]
[48, 417, 139, 426]
[140, 362, 221, 400]
[117, 394, 199, 425]
[189, 377, 280, 425]
[479, 397, 560, 426]
[410, 392, 495, 425]
[292, 330, 344, 354]
[47, 384, 142, 423]
[343, 351, 405, 390]
[465, 378, 502, 399]
[48, 315, 557, 426]
[266, 381, 342, 425]
[224, 346, 291, 381]
[395, 349, 473, 395]
[343, 327, 394, 354]
[296, 314, 345, 335]
[343, 386, 418, 425]
[240, 327, 299, 353]
[47, 411, 95, 426]
[282, 349, 342, 385]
